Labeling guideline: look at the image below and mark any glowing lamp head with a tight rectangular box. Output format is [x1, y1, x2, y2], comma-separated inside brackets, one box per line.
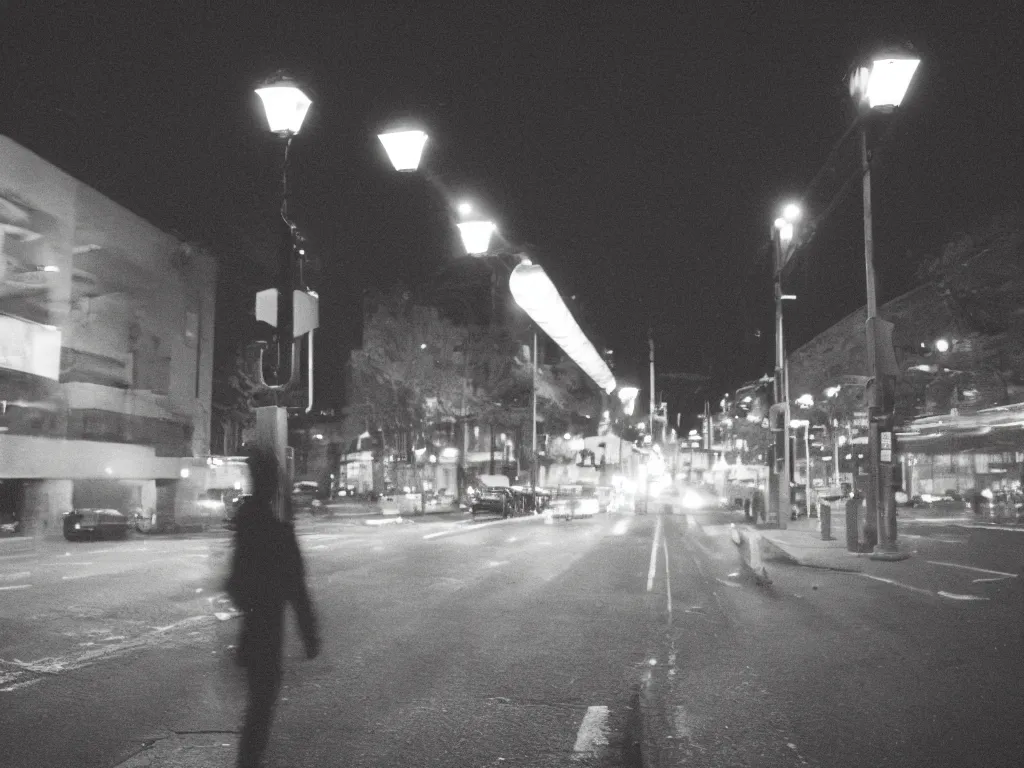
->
[457, 220, 497, 255]
[934, 338, 950, 353]
[782, 202, 802, 222]
[378, 129, 429, 172]
[850, 49, 921, 111]
[255, 75, 312, 136]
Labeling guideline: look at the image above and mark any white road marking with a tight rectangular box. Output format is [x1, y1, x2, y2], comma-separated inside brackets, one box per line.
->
[900, 533, 965, 544]
[957, 524, 1024, 532]
[663, 537, 672, 622]
[857, 573, 933, 596]
[938, 591, 990, 601]
[62, 573, 101, 581]
[973, 576, 1015, 584]
[673, 705, 694, 740]
[927, 560, 1018, 578]
[573, 705, 610, 753]
[0, 584, 32, 591]
[647, 517, 663, 592]
[0, 677, 43, 692]
[422, 515, 537, 540]
[61, 562, 94, 566]
[0, 571, 31, 581]
[611, 519, 630, 536]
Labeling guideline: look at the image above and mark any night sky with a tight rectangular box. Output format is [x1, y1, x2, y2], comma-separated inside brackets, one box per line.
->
[3, 1, 1021, 425]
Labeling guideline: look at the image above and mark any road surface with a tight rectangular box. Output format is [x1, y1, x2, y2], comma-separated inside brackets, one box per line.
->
[1, 508, 1022, 767]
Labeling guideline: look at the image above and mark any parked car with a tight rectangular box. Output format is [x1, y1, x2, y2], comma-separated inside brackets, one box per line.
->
[548, 485, 600, 519]
[62, 508, 130, 541]
[471, 485, 515, 518]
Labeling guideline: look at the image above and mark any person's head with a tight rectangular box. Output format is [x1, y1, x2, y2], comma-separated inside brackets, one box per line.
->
[246, 446, 281, 506]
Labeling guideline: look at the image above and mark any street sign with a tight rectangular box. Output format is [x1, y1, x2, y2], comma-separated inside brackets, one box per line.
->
[255, 289, 320, 337]
[880, 431, 893, 463]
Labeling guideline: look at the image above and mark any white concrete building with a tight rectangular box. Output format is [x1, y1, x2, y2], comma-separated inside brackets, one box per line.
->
[0, 136, 215, 537]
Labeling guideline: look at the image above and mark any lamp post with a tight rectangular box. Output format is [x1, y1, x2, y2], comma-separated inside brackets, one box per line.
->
[769, 202, 801, 528]
[850, 46, 920, 560]
[252, 71, 313, 521]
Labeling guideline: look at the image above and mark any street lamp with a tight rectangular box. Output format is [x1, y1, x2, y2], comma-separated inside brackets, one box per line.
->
[253, 72, 314, 390]
[457, 219, 498, 256]
[377, 128, 429, 172]
[850, 44, 920, 561]
[769, 200, 802, 528]
[252, 71, 315, 521]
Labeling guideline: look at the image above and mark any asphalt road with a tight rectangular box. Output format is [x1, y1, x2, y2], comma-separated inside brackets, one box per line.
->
[1, 508, 1022, 767]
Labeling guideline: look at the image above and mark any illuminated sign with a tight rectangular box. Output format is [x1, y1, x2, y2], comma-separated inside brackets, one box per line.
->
[0, 314, 61, 380]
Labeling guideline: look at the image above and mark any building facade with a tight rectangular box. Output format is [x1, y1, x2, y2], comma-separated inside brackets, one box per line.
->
[785, 282, 1024, 502]
[1, 136, 216, 537]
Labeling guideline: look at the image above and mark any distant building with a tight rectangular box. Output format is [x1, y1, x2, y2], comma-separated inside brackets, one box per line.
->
[786, 282, 1024, 499]
[0, 136, 216, 537]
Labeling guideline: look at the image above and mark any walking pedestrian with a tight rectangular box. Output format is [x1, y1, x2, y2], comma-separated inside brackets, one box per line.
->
[226, 446, 320, 768]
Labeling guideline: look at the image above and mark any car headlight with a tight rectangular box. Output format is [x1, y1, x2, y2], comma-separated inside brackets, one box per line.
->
[682, 490, 704, 509]
[74, 522, 82, 530]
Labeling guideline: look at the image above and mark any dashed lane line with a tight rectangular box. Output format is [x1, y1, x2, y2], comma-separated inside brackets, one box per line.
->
[856, 573, 934, 596]
[0, 571, 31, 581]
[937, 591, 990, 601]
[573, 705, 610, 755]
[422, 515, 541, 540]
[646, 516, 663, 592]
[0, 584, 32, 591]
[926, 560, 1018, 578]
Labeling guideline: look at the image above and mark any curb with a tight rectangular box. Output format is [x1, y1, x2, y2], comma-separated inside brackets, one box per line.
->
[735, 524, 867, 573]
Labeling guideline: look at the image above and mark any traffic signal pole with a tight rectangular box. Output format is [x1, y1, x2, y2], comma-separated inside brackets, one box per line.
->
[770, 230, 789, 529]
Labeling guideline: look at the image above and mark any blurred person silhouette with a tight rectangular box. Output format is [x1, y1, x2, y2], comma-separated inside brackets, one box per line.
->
[226, 446, 320, 768]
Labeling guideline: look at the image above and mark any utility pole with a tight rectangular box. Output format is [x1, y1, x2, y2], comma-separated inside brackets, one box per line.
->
[861, 123, 906, 560]
[768, 223, 792, 530]
[648, 328, 656, 438]
[531, 330, 538, 502]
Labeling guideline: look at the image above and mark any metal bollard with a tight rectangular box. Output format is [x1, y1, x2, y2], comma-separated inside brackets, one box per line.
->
[845, 496, 862, 552]
[819, 502, 833, 541]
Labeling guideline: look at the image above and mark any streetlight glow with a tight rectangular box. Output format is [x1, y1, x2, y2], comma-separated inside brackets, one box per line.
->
[255, 78, 312, 136]
[934, 338, 950, 353]
[852, 53, 921, 110]
[377, 129, 429, 172]
[782, 202, 802, 222]
[618, 386, 639, 416]
[457, 201, 473, 216]
[457, 220, 497, 255]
